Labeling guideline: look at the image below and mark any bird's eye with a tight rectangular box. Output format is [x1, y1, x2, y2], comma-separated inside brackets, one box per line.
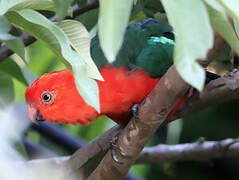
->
[41, 92, 54, 104]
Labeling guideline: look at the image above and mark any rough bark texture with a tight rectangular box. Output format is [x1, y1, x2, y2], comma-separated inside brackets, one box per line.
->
[170, 69, 239, 121]
[25, 138, 239, 166]
[136, 138, 239, 164]
[87, 66, 189, 180]
[0, 4, 235, 179]
[22, 68, 239, 179]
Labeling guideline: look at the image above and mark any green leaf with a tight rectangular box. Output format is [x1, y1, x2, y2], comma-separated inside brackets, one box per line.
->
[0, 16, 29, 65]
[161, 0, 213, 91]
[0, 0, 24, 15]
[0, 0, 56, 15]
[204, 0, 239, 56]
[0, 16, 15, 40]
[71, 51, 100, 112]
[57, 20, 103, 81]
[218, 0, 239, 23]
[5, 9, 100, 111]
[0, 72, 14, 106]
[98, 0, 133, 62]
[11, 47, 30, 66]
[5, 39, 28, 65]
[0, 58, 28, 85]
[234, 20, 239, 38]
[53, 0, 73, 20]
[5, 9, 71, 67]
[20, 67, 37, 85]
[166, 119, 183, 144]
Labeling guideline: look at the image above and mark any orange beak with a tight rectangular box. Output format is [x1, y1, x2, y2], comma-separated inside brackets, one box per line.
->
[27, 105, 44, 124]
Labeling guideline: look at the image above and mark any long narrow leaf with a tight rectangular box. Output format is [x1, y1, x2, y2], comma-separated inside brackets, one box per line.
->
[6, 9, 100, 112]
[57, 20, 103, 81]
[98, 0, 133, 62]
[161, 0, 213, 91]
[204, 0, 239, 56]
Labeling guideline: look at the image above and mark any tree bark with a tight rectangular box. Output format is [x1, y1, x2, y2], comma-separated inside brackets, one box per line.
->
[87, 66, 189, 180]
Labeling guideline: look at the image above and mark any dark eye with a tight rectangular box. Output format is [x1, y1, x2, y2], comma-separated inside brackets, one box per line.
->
[42, 92, 54, 104]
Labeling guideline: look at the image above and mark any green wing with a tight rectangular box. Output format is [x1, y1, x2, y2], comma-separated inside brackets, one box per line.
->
[90, 18, 174, 78]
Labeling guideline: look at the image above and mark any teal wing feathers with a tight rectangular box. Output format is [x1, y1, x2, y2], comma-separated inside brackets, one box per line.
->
[90, 18, 174, 78]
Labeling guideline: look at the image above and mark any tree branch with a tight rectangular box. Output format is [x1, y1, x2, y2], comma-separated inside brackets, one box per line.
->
[26, 138, 239, 166]
[24, 126, 141, 180]
[21, 33, 233, 179]
[136, 138, 239, 164]
[87, 66, 189, 180]
[85, 32, 231, 180]
[169, 69, 239, 122]
[20, 68, 239, 179]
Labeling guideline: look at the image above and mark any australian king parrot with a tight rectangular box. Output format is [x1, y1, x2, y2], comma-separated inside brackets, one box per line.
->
[25, 19, 214, 126]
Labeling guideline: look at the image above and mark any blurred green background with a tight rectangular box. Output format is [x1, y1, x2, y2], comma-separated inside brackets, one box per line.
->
[1, 0, 239, 179]
[9, 39, 239, 180]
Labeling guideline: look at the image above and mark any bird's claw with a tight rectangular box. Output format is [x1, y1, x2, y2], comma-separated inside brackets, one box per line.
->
[110, 131, 124, 165]
[109, 105, 138, 164]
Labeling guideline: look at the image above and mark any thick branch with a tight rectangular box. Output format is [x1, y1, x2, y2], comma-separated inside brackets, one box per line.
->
[85, 33, 229, 180]
[23, 69, 239, 178]
[87, 66, 189, 180]
[169, 69, 239, 121]
[0, 3, 99, 62]
[22, 33, 234, 178]
[136, 138, 239, 164]
[67, 125, 121, 171]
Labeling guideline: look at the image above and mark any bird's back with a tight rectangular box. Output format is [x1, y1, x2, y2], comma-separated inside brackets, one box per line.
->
[98, 66, 159, 124]
[91, 18, 174, 78]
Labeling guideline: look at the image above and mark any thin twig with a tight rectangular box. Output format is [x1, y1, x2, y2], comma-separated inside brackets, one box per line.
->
[25, 138, 239, 166]
[136, 138, 239, 164]
[169, 69, 239, 122]
[87, 66, 189, 180]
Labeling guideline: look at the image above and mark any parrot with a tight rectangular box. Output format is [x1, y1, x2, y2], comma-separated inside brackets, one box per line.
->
[25, 18, 215, 126]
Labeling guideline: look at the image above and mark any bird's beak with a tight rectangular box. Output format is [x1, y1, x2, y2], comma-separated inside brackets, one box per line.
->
[28, 105, 45, 124]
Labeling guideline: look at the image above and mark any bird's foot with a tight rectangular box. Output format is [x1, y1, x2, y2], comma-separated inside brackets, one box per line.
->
[131, 104, 139, 117]
[110, 129, 124, 164]
[109, 104, 139, 164]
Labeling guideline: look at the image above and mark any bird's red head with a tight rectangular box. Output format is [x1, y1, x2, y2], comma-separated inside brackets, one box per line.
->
[25, 70, 98, 125]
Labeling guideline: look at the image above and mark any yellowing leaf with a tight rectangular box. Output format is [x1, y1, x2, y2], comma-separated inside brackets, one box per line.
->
[6, 9, 100, 112]
[57, 20, 103, 81]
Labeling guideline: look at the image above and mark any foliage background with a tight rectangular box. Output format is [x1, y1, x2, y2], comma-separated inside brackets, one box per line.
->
[0, 0, 239, 179]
